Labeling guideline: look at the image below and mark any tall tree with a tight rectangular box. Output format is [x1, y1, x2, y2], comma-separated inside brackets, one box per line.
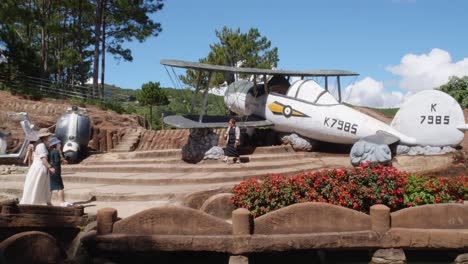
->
[0, 0, 163, 99]
[136, 81, 168, 130]
[92, 0, 104, 98]
[437, 76, 468, 108]
[0, 0, 42, 78]
[181, 27, 279, 87]
[94, 0, 164, 99]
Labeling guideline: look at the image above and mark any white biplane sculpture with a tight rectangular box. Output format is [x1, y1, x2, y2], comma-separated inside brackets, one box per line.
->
[161, 59, 468, 164]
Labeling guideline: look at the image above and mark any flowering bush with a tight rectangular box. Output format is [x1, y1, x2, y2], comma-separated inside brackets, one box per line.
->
[404, 174, 468, 206]
[231, 165, 467, 217]
[231, 164, 408, 217]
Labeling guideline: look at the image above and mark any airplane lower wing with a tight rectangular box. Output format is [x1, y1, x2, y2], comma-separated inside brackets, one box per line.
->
[163, 115, 274, 129]
[362, 131, 401, 145]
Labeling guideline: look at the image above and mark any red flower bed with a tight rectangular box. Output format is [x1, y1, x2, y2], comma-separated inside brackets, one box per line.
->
[231, 164, 467, 217]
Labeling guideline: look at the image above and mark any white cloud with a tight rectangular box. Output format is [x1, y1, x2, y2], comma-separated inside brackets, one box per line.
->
[342, 48, 468, 108]
[386, 48, 468, 93]
[343, 77, 404, 108]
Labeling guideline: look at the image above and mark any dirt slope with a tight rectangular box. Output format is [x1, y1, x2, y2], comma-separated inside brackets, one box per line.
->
[0, 90, 141, 152]
[353, 106, 393, 124]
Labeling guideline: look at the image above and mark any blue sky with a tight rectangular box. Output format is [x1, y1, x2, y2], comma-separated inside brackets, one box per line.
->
[104, 0, 468, 108]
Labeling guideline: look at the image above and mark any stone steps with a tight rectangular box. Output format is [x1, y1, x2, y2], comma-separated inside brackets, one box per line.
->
[110, 128, 143, 152]
[0, 180, 237, 202]
[61, 157, 338, 174]
[1, 159, 343, 186]
[81, 152, 326, 165]
[0, 147, 351, 207]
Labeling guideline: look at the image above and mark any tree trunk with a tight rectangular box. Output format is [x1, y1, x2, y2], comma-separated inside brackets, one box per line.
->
[148, 106, 153, 130]
[93, 0, 104, 99]
[77, 0, 85, 86]
[40, 0, 50, 79]
[100, 4, 107, 99]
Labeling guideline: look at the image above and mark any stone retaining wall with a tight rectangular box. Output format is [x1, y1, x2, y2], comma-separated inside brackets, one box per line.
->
[136, 128, 227, 150]
[82, 202, 468, 260]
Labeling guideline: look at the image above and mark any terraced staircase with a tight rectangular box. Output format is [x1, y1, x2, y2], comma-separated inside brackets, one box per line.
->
[0, 146, 453, 217]
[0, 146, 350, 216]
[111, 128, 143, 152]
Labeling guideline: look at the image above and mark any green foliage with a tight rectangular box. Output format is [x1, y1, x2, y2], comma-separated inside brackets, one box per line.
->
[0, 0, 163, 97]
[136, 81, 168, 107]
[104, 0, 163, 61]
[180, 27, 279, 87]
[372, 108, 399, 118]
[404, 174, 467, 206]
[232, 165, 467, 217]
[160, 88, 228, 116]
[136, 81, 169, 129]
[437, 76, 468, 108]
[103, 84, 137, 102]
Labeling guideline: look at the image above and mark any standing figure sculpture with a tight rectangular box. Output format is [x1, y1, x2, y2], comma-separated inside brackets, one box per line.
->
[223, 118, 241, 164]
[20, 128, 55, 205]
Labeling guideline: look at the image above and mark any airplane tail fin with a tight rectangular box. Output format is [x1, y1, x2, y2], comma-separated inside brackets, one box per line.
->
[390, 90, 466, 147]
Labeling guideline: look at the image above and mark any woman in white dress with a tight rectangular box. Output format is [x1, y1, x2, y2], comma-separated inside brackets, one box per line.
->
[20, 128, 56, 205]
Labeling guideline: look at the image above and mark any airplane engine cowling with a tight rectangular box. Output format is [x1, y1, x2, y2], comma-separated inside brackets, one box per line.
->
[55, 107, 91, 163]
[224, 80, 264, 116]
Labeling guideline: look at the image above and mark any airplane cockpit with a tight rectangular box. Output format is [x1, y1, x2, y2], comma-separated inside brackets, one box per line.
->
[285, 79, 339, 105]
[229, 75, 340, 106]
[264, 75, 339, 105]
[268, 75, 290, 95]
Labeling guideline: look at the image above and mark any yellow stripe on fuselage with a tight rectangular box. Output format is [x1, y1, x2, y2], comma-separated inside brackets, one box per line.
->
[292, 111, 305, 117]
[268, 102, 284, 113]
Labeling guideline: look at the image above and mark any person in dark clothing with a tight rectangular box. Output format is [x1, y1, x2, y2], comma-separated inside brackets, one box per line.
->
[223, 118, 241, 164]
[48, 136, 71, 206]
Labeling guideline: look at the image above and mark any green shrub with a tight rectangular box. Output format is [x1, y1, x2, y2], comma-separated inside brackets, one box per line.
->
[231, 165, 467, 217]
[404, 174, 468, 206]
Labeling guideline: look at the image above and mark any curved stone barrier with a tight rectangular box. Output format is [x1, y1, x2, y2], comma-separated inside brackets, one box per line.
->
[112, 206, 232, 235]
[383, 203, 468, 249]
[254, 202, 371, 234]
[391, 203, 468, 229]
[200, 193, 235, 220]
[81, 203, 468, 262]
[0, 231, 66, 263]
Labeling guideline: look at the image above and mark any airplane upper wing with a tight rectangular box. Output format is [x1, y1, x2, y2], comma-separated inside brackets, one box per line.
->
[161, 59, 359, 77]
[163, 115, 273, 129]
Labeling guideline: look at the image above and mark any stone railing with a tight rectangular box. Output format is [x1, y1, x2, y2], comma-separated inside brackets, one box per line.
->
[0, 200, 84, 242]
[81, 202, 468, 263]
[0, 200, 86, 263]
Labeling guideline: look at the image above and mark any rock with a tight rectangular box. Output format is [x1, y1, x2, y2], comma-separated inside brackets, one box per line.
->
[370, 248, 406, 264]
[229, 255, 249, 264]
[396, 145, 410, 155]
[454, 253, 468, 264]
[350, 140, 392, 166]
[281, 133, 315, 151]
[398, 145, 458, 156]
[182, 128, 219, 163]
[204, 146, 224, 160]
